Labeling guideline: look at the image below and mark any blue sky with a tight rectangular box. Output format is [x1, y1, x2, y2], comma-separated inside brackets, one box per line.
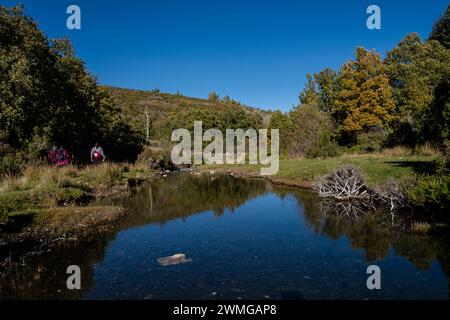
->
[3, 0, 448, 111]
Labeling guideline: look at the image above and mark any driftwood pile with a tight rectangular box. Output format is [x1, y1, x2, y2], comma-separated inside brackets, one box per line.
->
[312, 166, 408, 213]
[373, 178, 408, 212]
[312, 166, 370, 200]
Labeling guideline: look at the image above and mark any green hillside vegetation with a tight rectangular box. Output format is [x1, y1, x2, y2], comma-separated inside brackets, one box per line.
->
[103, 86, 268, 141]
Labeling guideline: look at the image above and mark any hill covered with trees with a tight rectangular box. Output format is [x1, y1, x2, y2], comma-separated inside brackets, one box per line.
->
[0, 4, 266, 175]
[103, 86, 268, 143]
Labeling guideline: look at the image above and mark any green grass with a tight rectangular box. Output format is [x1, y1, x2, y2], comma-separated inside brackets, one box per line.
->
[0, 163, 153, 224]
[203, 154, 437, 186]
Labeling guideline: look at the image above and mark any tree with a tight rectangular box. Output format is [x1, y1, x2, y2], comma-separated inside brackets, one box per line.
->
[288, 104, 337, 158]
[208, 91, 219, 102]
[299, 74, 319, 106]
[268, 110, 292, 156]
[313, 68, 338, 113]
[385, 33, 450, 145]
[334, 48, 395, 141]
[299, 68, 338, 113]
[0, 4, 142, 172]
[429, 4, 450, 49]
[425, 76, 450, 144]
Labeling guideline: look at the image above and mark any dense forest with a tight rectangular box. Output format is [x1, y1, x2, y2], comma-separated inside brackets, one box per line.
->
[1, 4, 449, 175]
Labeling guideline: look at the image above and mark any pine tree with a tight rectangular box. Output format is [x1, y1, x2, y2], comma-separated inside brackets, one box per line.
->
[334, 48, 395, 136]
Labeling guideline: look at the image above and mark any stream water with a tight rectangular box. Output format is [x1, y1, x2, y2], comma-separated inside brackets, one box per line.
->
[1, 174, 449, 299]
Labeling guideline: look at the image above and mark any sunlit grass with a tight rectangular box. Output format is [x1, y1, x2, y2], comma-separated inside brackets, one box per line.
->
[202, 153, 437, 186]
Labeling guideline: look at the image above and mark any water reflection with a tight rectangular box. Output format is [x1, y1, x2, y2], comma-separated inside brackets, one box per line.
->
[0, 173, 448, 299]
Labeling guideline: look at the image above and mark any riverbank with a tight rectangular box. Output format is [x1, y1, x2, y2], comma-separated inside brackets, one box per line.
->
[199, 153, 450, 219]
[0, 163, 156, 259]
[199, 153, 437, 187]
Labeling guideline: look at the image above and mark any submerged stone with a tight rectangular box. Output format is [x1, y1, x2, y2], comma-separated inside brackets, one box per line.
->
[157, 253, 192, 266]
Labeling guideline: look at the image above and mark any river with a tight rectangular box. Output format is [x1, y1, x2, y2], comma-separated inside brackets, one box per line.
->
[1, 173, 448, 299]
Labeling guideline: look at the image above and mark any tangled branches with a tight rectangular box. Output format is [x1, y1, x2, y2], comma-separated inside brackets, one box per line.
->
[312, 166, 371, 200]
[312, 166, 410, 213]
[373, 178, 410, 212]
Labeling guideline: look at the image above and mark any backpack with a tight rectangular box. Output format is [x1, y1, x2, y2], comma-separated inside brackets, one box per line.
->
[56, 148, 66, 162]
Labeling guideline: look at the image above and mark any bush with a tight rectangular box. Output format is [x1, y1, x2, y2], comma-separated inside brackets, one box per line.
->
[406, 175, 450, 212]
[307, 130, 340, 158]
[0, 147, 26, 176]
[137, 147, 177, 171]
[354, 129, 389, 153]
[288, 104, 338, 158]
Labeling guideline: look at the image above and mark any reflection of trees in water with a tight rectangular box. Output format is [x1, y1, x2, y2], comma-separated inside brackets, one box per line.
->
[0, 231, 115, 299]
[1, 174, 269, 299]
[283, 188, 450, 294]
[120, 174, 270, 229]
[2, 176, 448, 298]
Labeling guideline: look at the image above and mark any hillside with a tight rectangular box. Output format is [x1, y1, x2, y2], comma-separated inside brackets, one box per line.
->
[102, 86, 271, 140]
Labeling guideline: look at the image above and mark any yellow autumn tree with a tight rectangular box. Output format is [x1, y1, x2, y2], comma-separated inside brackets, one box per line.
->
[334, 48, 395, 137]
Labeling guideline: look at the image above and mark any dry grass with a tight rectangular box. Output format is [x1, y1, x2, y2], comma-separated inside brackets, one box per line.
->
[78, 163, 124, 187]
[410, 221, 432, 234]
[0, 163, 128, 193]
[0, 163, 151, 224]
[377, 146, 412, 157]
[414, 143, 439, 157]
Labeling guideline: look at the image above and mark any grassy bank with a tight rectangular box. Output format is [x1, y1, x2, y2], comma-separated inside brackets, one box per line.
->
[0, 163, 154, 228]
[202, 153, 437, 187]
[201, 152, 449, 216]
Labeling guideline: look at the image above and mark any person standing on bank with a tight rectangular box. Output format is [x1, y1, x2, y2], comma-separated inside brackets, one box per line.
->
[91, 142, 106, 164]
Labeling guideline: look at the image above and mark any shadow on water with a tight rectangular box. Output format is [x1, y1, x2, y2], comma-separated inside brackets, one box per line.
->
[0, 173, 449, 299]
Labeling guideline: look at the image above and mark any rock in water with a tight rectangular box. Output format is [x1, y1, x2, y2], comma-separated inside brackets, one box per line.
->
[157, 253, 192, 266]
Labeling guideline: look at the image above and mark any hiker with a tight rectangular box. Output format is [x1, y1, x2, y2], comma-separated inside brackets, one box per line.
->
[91, 142, 106, 164]
[48, 146, 57, 165]
[54, 145, 71, 167]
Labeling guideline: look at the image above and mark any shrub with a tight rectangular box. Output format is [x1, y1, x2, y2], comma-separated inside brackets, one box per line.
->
[354, 129, 389, 153]
[288, 104, 337, 158]
[0, 146, 26, 176]
[406, 175, 450, 212]
[137, 147, 177, 171]
[307, 130, 340, 158]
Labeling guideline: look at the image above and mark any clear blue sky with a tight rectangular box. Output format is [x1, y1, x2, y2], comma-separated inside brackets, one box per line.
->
[3, 0, 448, 111]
